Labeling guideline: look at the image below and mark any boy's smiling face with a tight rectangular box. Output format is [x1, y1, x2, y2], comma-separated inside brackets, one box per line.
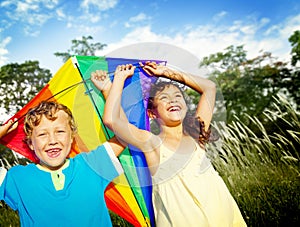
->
[29, 110, 73, 170]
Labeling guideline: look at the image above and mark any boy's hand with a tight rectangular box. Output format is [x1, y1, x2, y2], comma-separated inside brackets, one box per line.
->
[0, 167, 7, 186]
[0, 119, 18, 139]
[91, 70, 112, 93]
[114, 64, 136, 79]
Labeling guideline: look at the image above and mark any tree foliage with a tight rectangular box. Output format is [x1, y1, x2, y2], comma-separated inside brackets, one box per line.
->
[199, 45, 298, 131]
[0, 61, 52, 117]
[54, 35, 107, 62]
[287, 30, 300, 108]
[289, 30, 300, 66]
[1, 33, 299, 226]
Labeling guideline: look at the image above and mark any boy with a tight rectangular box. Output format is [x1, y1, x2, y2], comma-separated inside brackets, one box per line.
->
[0, 101, 125, 226]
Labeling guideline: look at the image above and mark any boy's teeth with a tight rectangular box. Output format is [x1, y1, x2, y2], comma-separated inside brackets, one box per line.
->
[48, 149, 59, 153]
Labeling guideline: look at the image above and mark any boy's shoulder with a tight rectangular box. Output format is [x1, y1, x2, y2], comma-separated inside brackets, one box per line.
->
[8, 163, 37, 175]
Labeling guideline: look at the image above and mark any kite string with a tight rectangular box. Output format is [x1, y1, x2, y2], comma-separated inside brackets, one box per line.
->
[76, 63, 153, 226]
[73, 63, 144, 140]
[51, 63, 143, 99]
[10, 68, 117, 123]
[6, 62, 153, 226]
[10, 64, 143, 125]
[74, 63, 115, 140]
[10, 79, 92, 123]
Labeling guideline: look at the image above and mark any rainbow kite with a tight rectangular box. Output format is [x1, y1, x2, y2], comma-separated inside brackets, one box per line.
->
[0, 56, 166, 226]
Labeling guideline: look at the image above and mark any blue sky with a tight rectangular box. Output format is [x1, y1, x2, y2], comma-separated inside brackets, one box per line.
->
[0, 0, 300, 75]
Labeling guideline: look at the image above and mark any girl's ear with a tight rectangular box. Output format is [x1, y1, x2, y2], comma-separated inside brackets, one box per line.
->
[147, 109, 157, 119]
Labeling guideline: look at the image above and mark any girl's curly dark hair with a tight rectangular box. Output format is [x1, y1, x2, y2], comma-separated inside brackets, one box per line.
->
[147, 80, 211, 146]
[183, 113, 211, 146]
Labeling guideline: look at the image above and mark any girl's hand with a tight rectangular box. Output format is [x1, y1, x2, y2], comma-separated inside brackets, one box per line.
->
[140, 61, 166, 77]
[0, 118, 18, 139]
[114, 64, 136, 80]
[91, 70, 112, 93]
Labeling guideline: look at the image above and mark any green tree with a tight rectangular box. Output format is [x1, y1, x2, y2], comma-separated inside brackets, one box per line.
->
[0, 61, 52, 117]
[287, 30, 300, 110]
[200, 45, 294, 129]
[54, 35, 107, 62]
[0, 60, 51, 162]
[0, 60, 51, 225]
[289, 30, 300, 67]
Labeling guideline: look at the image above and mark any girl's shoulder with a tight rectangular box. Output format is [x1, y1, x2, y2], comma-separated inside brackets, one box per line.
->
[141, 133, 162, 153]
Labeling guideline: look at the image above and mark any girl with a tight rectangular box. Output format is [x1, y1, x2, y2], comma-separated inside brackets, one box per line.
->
[92, 62, 246, 227]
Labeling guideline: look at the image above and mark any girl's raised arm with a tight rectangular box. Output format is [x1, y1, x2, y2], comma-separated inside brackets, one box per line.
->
[142, 62, 216, 131]
[102, 65, 160, 170]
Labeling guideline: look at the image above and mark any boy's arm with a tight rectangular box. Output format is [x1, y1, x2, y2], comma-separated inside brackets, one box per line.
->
[91, 70, 127, 157]
[91, 69, 130, 123]
[0, 119, 17, 191]
[94, 65, 161, 173]
[91, 70, 112, 100]
[0, 119, 18, 139]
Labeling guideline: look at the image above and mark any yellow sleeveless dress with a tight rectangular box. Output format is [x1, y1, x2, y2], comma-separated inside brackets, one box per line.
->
[152, 142, 247, 227]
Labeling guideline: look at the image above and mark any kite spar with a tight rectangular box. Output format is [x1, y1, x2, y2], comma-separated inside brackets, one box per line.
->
[0, 55, 167, 227]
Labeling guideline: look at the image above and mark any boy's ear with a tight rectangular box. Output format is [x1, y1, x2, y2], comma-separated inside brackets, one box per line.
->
[147, 109, 157, 119]
[28, 142, 34, 151]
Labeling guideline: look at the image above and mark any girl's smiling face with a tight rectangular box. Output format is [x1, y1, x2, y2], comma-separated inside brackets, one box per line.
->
[29, 110, 74, 170]
[152, 84, 188, 126]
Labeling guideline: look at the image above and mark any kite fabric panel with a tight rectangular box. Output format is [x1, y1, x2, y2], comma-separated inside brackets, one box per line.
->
[0, 55, 166, 227]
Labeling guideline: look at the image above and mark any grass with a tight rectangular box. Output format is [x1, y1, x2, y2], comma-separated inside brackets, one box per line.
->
[1, 95, 299, 226]
[207, 95, 299, 226]
[0, 202, 19, 227]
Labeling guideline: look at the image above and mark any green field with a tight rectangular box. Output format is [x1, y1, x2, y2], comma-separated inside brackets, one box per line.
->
[1, 96, 299, 226]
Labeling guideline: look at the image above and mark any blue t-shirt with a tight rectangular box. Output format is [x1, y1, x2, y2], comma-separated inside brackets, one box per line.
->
[0, 142, 123, 227]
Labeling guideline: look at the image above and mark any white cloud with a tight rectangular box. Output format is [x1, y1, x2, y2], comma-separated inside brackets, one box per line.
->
[130, 13, 149, 23]
[43, 0, 59, 9]
[98, 13, 300, 64]
[28, 13, 50, 25]
[97, 26, 163, 55]
[80, 0, 118, 12]
[0, 0, 10, 7]
[212, 11, 227, 22]
[259, 14, 300, 62]
[16, 1, 38, 13]
[56, 8, 66, 20]
[1, 0, 60, 35]
[0, 37, 11, 66]
[278, 14, 300, 39]
[0, 0, 119, 36]
[125, 13, 151, 28]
